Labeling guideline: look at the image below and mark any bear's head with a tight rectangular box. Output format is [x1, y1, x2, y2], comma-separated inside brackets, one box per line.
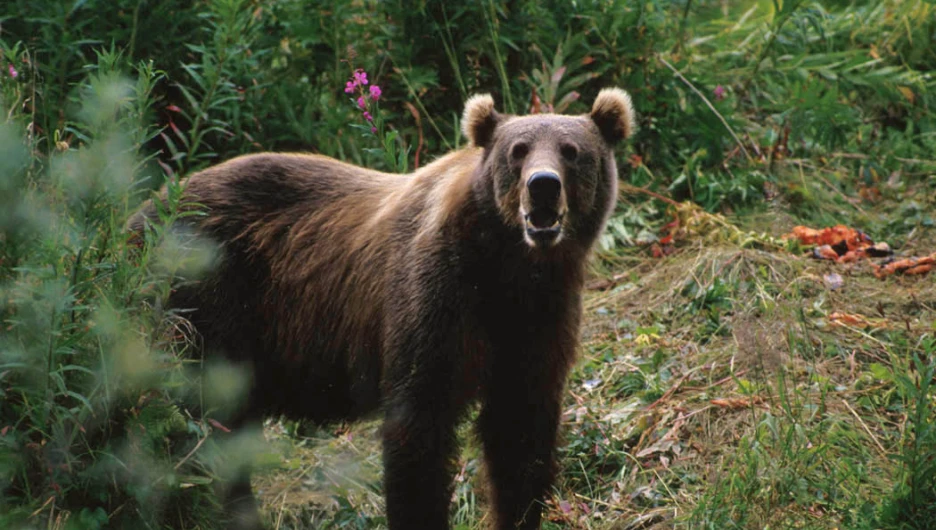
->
[462, 88, 635, 250]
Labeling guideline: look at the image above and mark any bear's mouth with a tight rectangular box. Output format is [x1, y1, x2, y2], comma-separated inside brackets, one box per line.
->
[523, 209, 564, 246]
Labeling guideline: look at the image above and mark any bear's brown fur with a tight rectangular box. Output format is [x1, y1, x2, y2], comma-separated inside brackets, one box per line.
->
[129, 88, 635, 529]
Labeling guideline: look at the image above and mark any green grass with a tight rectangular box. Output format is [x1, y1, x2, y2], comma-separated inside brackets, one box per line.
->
[2, 0, 936, 528]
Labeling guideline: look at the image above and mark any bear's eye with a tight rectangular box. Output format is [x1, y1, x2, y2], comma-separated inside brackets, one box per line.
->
[510, 142, 529, 161]
[560, 143, 579, 162]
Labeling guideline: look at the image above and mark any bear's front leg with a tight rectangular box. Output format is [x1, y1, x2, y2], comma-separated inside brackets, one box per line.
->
[382, 388, 461, 529]
[379, 253, 478, 528]
[478, 353, 570, 529]
[380, 291, 466, 529]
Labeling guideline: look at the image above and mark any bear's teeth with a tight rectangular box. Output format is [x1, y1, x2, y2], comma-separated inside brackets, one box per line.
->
[524, 212, 562, 231]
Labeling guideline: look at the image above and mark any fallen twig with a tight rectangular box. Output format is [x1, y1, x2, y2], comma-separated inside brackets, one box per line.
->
[842, 398, 888, 459]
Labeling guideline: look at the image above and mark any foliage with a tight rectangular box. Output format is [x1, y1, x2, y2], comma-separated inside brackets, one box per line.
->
[0, 48, 252, 529]
[0, 0, 935, 527]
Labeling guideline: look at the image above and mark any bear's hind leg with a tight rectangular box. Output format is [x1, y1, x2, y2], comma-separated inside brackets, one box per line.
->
[213, 414, 266, 530]
[225, 471, 263, 530]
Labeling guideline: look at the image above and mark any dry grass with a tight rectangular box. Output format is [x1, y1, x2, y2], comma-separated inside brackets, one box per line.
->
[254, 421, 385, 529]
[553, 202, 936, 529]
[251, 202, 936, 529]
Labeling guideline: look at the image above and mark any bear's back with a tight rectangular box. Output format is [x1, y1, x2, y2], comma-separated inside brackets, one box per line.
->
[131, 151, 482, 423]
[183, 153, 399, 234]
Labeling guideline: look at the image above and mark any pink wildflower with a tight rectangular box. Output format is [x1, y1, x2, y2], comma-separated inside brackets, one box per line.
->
[353, 69, 368, 86]
[357, 96, 367, 110]
[369, 85, 382, 100]
[713, 85, 725, 101]
[8, 65, 17, 79]
[371, 126, 377, 134]
[362, 111, 373, 122]
[345, 81, 355, 94]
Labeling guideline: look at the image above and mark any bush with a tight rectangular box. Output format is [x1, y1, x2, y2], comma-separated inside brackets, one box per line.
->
[0, 50, 236, 529]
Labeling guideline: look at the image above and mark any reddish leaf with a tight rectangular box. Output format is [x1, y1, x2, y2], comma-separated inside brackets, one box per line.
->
[530, 90, 542, 114]
[207, 418, 231, 433]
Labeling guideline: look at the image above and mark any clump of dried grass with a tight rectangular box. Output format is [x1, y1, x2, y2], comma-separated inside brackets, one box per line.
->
[567, 207, 936, 528]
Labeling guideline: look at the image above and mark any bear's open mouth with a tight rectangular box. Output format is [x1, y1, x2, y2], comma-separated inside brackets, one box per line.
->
[524, 209, 564, 245]
[526, 208, 562, 230]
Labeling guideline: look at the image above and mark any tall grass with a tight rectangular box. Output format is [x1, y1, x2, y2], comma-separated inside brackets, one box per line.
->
[0, 48, 253, 529]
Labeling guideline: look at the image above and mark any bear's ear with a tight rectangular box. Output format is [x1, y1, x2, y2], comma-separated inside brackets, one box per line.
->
[462, 94, 500, 148]
[590, 88, 636, 145]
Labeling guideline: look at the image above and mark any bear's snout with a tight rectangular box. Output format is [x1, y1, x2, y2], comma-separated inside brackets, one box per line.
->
[523, 170, 566, 248]
[527, 171, 562, 212]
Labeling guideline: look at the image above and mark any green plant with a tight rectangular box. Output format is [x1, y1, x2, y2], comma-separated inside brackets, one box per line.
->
[0, 48, 230, 530]
[873, 336, 936, 529]
[160, 0, 262, 175]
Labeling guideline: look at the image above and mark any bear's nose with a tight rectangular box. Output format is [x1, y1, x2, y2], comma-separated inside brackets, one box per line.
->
[527, 171, 562, 207]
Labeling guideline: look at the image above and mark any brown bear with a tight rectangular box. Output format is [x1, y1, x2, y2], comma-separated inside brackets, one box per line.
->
[129, 88, 635, 529]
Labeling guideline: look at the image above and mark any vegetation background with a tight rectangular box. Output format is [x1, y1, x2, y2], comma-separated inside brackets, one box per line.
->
[1, 0, 935, 528]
